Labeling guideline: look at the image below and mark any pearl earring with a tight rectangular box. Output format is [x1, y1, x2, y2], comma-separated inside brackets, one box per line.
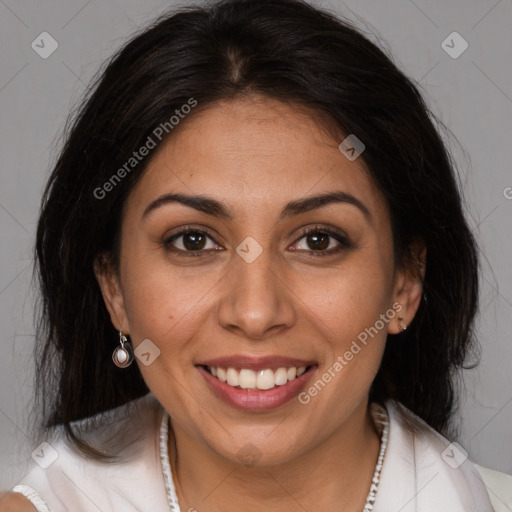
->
[112, 330, 134, 368]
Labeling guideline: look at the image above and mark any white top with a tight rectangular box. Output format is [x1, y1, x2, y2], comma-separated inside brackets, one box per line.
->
[9, 392, 512, 511]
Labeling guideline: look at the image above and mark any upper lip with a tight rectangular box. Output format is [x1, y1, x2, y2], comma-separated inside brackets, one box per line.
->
[196, 355, 317, 372]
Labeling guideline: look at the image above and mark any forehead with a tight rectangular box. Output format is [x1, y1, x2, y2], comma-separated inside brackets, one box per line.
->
[124, 96, 388, 223]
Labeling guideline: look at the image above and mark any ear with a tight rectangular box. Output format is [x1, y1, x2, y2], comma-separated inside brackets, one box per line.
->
[93, 253, 130, 333]
[388, 238, 426, 334]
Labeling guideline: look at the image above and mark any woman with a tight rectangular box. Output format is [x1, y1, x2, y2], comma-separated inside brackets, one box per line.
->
[2, 0, 511, 510]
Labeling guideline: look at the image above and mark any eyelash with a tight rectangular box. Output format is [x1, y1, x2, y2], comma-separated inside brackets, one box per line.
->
[162, 225, 353, 258]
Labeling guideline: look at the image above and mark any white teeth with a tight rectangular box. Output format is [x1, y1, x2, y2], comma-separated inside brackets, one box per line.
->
[256, 369, 275, 390]
[239, 369, 256, 389]
[217, 367, 227, 382]
[274, 368, 288, 386]
[287, 367, 297, 380]
[206, 365, 309, 390]
[226, 368, 239, 386]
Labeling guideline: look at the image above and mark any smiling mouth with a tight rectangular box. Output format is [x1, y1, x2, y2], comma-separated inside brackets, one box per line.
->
[202, 365, 312, 390]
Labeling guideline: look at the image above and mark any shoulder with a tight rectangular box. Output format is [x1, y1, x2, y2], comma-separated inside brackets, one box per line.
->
[382, 399, 509, 511]
[9, 393, 168, 512]
[27, 391, 163, 466]
[473, 464, 512, 512]
[0, 491, 37, 512]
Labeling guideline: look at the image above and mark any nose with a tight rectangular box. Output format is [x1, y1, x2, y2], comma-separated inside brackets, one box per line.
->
[217, 243, 296, 341]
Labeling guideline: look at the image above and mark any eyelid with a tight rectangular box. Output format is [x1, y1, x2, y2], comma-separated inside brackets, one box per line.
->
[294, 224, 350, 243]
[163, 224, 221, 242]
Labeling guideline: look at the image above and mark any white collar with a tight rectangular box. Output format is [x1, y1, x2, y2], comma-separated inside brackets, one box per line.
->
[375, 400, 494, 511]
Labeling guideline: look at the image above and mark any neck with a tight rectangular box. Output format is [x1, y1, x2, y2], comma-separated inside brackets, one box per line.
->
[167, 400, 381, 512]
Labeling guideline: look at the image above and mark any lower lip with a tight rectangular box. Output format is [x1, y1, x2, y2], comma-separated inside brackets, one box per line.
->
[197, 366, 315, 411]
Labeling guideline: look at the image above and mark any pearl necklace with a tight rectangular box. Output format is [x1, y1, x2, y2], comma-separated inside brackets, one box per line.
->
[159, 402, 390, 512]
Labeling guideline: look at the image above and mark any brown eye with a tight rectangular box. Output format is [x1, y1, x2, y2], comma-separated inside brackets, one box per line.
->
[181, 231, 207, 250]
[304, 232, 330, 251]
[163, 228, 220, 256]
[293, 227, 352, 256]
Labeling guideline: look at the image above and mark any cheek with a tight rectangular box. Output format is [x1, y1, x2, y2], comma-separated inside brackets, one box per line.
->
[299, 252, 393, 341]
[298, 268, 392, 415]
[295, 251, 393, 403]
[120, 253, 220, 351]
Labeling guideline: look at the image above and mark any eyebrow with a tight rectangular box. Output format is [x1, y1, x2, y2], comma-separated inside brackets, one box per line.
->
[142, 190, 371, 223]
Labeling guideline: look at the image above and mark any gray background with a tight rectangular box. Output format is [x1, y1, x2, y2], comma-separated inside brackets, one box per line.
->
[1, 0, 511, 489]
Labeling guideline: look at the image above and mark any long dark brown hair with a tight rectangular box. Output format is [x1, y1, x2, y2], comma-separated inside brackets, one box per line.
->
[33, 0, 479, 460]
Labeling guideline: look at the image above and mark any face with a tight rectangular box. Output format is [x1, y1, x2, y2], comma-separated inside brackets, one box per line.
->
[96, 95, 423, 466]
